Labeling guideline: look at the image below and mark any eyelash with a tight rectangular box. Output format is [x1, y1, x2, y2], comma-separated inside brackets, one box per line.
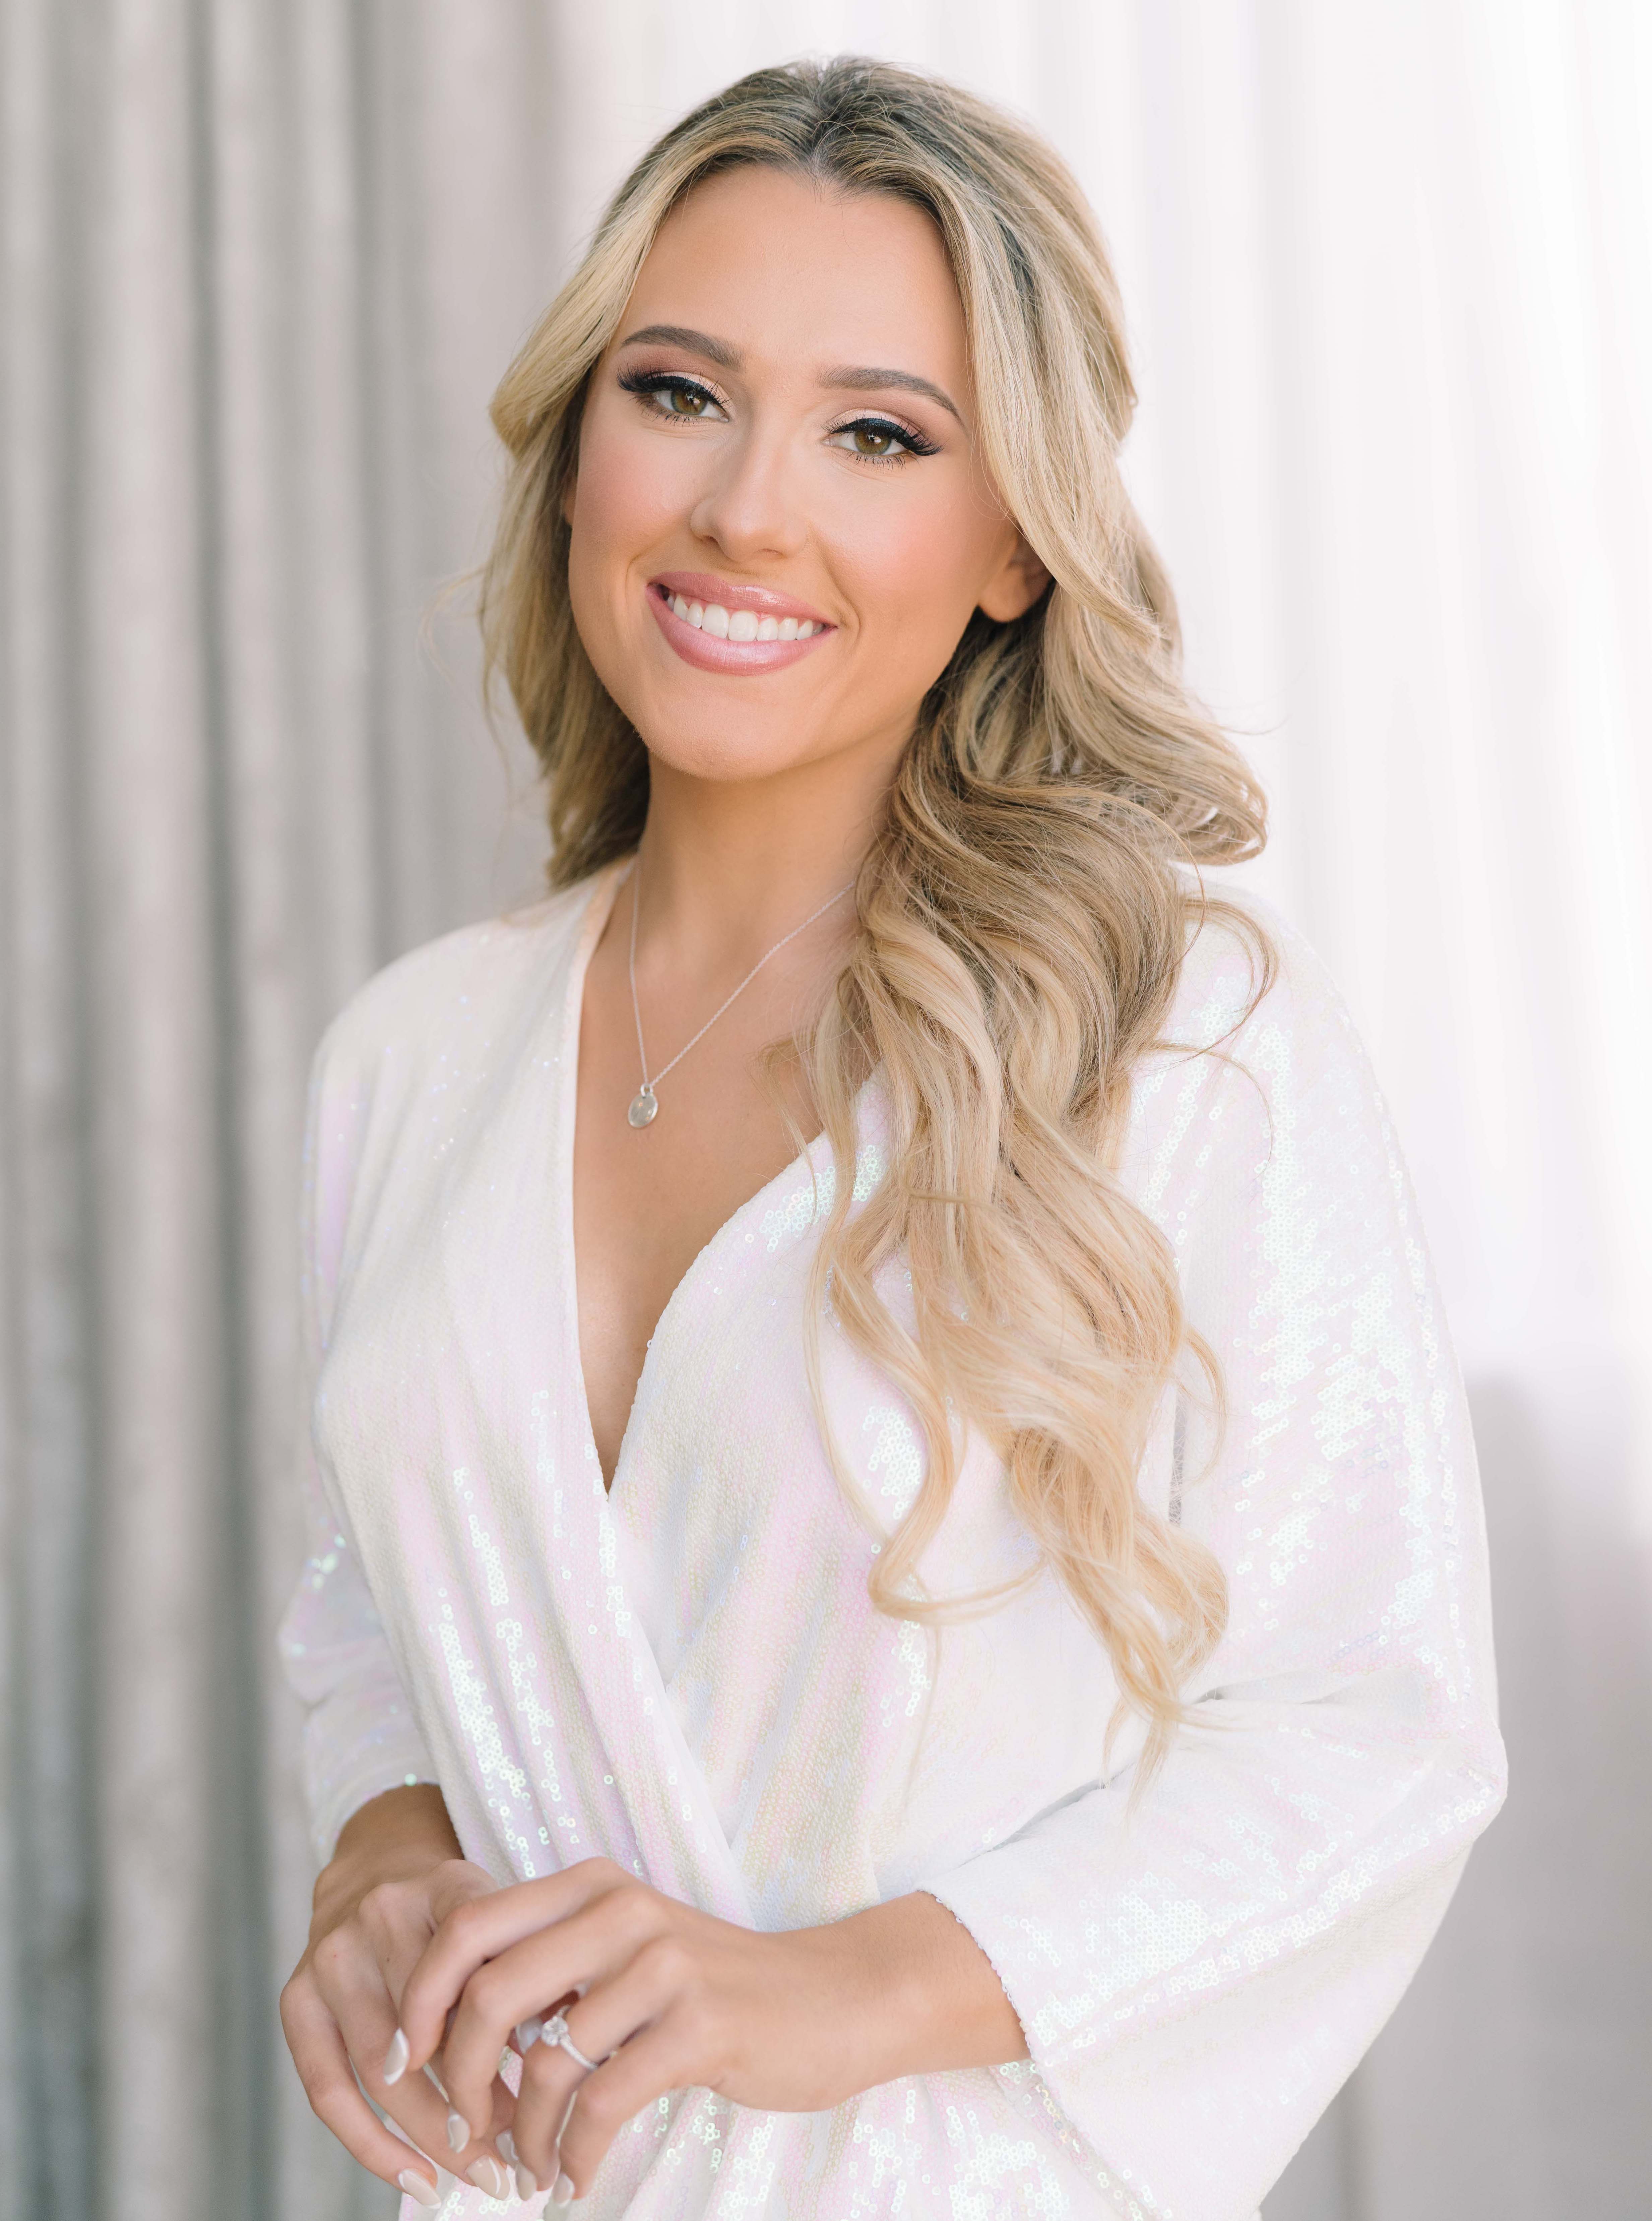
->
[615, 369, 940, 467]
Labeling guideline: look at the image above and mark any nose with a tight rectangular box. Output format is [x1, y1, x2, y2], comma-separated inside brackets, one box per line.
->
[687, 419, 807, 564]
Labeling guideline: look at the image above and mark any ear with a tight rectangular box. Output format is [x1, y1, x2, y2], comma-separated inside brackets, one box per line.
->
[977, 531, 1052, 623]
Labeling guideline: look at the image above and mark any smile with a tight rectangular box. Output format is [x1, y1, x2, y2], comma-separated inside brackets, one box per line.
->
[645, 574, 836, 674]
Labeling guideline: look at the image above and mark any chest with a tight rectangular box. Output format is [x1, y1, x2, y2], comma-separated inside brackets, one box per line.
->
[570, 886, 843, 1490]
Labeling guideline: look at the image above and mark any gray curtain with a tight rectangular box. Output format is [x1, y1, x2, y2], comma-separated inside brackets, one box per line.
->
[1, 5, 552, 2215]
[4, 7, 1648, 2221]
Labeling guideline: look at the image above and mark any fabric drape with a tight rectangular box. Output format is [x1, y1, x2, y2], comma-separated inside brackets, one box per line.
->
[277, 864, 1503, 2220]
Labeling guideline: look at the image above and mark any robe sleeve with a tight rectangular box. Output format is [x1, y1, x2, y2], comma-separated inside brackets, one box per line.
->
[922, 918, 1507, 2221]
[276, 1031, 441, 1868]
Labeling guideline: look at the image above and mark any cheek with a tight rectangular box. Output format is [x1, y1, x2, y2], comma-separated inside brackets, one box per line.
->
[837, 481, 1001, 658]
[568, 415, 695, 599]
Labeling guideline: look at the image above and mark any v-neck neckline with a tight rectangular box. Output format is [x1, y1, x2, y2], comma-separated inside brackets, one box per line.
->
[559, 859, 839, 1501]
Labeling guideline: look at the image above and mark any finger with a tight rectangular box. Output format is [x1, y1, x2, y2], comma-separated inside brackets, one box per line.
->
[280, 1976, 443, 2202]
[397, 1859, 625, 2072]
[510, 1943, 683, 2187]
[557, 2010, 708, 2201]
[435, 1896, 649, 2145]
[307, 1939, 463, 2171]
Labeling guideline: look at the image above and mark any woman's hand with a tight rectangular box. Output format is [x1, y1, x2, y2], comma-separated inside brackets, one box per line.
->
[394, 1857, 1027, 2205]
[278, 1785, 518, 2207]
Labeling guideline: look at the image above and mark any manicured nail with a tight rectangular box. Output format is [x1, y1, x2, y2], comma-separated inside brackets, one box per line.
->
[515, 2162, 539, 2199]
[397, 2169, 441, 2209]
[514, 2017, 543, 2053]
[467, 2154, 510, 2197]
[552, 2173, 576, 2208]
[446, 2106, 471, 2154]
[497, 2130, 517, 2165]
[383, 2027, 410, 2085]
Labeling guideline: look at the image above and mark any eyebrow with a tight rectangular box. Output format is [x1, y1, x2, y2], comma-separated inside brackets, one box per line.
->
[616, 324, 964, 424]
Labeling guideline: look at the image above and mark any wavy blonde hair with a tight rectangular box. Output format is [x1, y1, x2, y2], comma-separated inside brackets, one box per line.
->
[481, 57, 1273, 1778]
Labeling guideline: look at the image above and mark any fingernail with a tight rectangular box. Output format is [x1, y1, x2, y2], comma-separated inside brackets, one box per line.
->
[467, 2155, 510, 2198]
[552, 2173, 576, 2208]
[383, 2027, 410, 2085]
[516, 2161, 539, 2198]
[397, 2169, 441, 2209]
[497, 2130, 517, 2165]
[446, 2106, 471, 2154]
[514, 2016, 543, 2053]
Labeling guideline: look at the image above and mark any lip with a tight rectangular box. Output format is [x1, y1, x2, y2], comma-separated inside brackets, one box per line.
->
[650, 571, 832, 625]
[645, 577, 836, 676]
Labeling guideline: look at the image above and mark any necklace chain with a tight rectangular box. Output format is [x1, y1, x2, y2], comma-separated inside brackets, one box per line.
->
[625, 855, 855, 1128]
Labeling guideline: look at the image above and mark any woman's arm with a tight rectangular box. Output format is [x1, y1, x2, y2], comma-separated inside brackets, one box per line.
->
[310, 1783, 463, 1931]
[277, 1039, 517, 2203]
[390, 1858, 1026, 2205]
[917, 924, 1508, 2221]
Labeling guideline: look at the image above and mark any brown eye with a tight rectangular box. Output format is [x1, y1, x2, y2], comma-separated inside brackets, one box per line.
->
[667, 385, 709, 417]
[852, 425, 894, 456]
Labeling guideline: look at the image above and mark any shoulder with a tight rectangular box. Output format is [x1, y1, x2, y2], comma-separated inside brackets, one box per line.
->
[311, 875, 599, 1097]
[1122, 873, 1392, 1204]
[1162, 872, 1374, 1098]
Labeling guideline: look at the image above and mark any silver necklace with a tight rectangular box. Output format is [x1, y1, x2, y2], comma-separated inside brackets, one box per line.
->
[625, 856, 856, 1129]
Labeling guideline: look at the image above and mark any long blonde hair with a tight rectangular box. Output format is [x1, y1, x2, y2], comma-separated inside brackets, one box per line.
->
[482, 57, 1272, 1778]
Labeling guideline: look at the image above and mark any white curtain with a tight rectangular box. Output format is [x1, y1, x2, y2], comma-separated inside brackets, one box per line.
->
[2, 6, 1646, 2219]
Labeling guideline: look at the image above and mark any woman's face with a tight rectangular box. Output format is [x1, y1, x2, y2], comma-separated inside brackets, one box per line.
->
[565, 165, 1047, 789]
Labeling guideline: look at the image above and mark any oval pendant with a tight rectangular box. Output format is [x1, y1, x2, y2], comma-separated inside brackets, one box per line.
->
[627, 1085, 658, 1129]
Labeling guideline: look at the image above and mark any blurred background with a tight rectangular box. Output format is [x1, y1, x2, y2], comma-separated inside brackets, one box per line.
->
[3, 3, 1649, 2218]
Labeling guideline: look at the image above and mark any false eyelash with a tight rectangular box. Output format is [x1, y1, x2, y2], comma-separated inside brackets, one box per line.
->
[617, 368, 725, 415]
[617, 368, 939, 463]
[825, 413, 940, 460]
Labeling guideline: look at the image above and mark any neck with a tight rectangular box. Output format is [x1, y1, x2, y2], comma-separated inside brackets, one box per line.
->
[631, 743, 896, 963]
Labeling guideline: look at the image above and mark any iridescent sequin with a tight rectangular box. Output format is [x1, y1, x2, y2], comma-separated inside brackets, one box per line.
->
[277, 862, 1504, 2218]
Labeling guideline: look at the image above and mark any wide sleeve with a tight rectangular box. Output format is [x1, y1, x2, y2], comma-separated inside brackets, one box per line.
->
[275, 1032, 440, 1868]
[922, 922, 1507, 2221]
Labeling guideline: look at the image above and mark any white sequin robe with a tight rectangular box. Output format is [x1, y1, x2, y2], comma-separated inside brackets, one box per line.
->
[277, 860, 1506, 2221]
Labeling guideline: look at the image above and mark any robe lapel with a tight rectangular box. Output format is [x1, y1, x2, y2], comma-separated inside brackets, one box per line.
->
[473, 863, 755, 1922]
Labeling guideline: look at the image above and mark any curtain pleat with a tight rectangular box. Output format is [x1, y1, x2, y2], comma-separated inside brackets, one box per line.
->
[1, 7, 1646, 2220]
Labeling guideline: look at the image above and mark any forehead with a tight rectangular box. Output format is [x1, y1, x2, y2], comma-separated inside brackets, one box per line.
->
[620, 166, 969, 389]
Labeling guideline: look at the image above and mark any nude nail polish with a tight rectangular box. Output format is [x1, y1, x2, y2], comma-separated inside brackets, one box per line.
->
[467, 2154, 510, 2198]
[397, 2168, 441, 2209]
[552, 2172, 576, 2208]
[515, 2162, 540, 2199]
[383, 2027, 410, 2085]
[497, 2130, 517, 2165]
[446, 2106, 471, 2154]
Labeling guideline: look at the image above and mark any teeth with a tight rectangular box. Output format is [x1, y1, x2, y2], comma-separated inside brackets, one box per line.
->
[661, 593, 823, 643]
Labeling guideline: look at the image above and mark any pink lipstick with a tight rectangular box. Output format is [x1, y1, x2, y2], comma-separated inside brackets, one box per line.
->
[645, 572, 836, 675]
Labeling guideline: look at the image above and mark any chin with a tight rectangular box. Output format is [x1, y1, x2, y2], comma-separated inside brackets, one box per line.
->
[639, 716, 822, 785]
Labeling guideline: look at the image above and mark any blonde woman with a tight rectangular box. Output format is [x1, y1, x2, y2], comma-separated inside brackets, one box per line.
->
[276, 57, 1504, 2221]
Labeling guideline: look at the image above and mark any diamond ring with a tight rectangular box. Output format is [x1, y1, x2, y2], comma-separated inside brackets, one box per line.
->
[514, 2011, 600, 2074]
[543, 2013, 600, 2074]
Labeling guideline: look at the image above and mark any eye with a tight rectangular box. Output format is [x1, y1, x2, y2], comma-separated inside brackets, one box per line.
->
[825, 415, 939, 467]
[617, 369, 727, 424]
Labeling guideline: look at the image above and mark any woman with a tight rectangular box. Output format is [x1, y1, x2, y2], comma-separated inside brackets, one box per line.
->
[277, 56, 1504, 2221]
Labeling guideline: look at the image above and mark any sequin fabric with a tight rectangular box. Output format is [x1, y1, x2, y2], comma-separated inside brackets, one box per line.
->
[276, 862, 1505, 2220]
